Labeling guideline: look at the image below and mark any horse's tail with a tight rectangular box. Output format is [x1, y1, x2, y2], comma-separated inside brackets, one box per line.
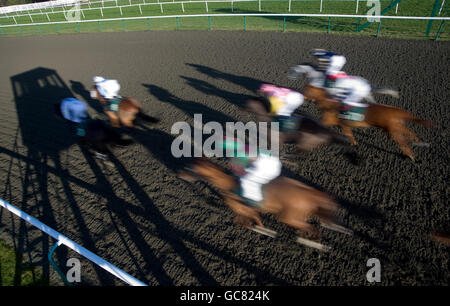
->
[315, 194, 339, 222]
[372, 87, 400, 99]
[404, 113, 433, 128]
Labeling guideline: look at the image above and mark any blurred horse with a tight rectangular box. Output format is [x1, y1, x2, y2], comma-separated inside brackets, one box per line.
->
[244, 96, 351, 153]
[288, 64, 431, 160]
[56, 99, 133, 160]
[91, 86, 159, 129]
[179, 158, 352, 251]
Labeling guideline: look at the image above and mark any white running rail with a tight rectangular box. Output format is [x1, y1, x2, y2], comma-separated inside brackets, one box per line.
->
[0, 13, 448, 29]
[0, 198, 148, 286]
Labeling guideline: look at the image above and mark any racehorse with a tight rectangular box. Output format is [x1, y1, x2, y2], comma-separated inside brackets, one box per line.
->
[179, 158, 352, 251]
[288, 64, 431, 160]
[244, 96, 351, 153]
[90, 86, 159, 129]
[55, 100, 133, 160]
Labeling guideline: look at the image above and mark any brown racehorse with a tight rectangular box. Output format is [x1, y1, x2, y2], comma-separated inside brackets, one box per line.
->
[244, 97, 351, 153]
[289, 65, 431, 161]
[92, 87, 158, 128]
[179, 158, 352, 251]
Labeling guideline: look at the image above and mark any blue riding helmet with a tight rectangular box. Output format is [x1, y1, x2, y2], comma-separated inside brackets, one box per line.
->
[60, 98, 88, 123]
[311, 49, 338, 59]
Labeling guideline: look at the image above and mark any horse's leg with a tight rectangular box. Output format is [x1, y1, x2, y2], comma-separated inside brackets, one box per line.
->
[340, 124, 357, 146]
[389, 129, 415, 160]
[225, 197, 264, 228]
[106, 111, 120, 128]
[119, 111, 136, 128]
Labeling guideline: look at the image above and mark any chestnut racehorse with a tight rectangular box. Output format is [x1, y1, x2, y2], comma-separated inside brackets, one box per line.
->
[180, 158, 352, 251]
[92, 87, 158, 128]
[289, 64, 431, 160]
[244, 96, 351, 153]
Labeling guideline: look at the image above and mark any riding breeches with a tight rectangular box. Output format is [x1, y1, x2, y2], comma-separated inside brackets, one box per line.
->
[240, 154, 281, 202]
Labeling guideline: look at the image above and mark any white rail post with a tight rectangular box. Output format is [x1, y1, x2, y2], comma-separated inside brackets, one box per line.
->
[356, 0, 359, 14]
[13, 16, 17, 24]
[320, 0, 323, 13]
[259, 0, 261, 12]
[101, 7, 104, 16]
[182, 2, 185, 12]
[129, 0, 131, 5]
[160, 3, 163, 13]
[439, 0, 445, 14]
[139, 4, 142, 15]
[232, 0, 234, 13]
[81, 8, 85, 18]
[29, 13, 33, 23]
[289, 0, 291, 12]
[120, 6, 122, 15]
[46, 13, 50, 21]
[396, 3, 399, 14]
[205, 1, 208, 13]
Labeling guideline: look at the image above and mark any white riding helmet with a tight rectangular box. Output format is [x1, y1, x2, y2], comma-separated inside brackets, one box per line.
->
[94, 76, 120, 99]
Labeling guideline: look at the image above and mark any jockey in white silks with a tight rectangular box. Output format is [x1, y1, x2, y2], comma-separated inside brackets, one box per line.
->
[222, 138, 281, 206]
[311, 49, 347, 88]
[324, 72, 373, 122]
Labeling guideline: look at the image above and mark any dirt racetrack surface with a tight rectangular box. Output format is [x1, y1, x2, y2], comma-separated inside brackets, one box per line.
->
[0, 31, 448, 286]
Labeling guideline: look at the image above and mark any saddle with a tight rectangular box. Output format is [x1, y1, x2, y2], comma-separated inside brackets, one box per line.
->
[272, 115, 302, 133]
[338, 104, 367, 122]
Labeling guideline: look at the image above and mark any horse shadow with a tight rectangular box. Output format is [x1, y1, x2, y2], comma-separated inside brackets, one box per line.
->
[10, 67, 116, 285]
[142, 83, 237, 124]
[186, 63, 264, 94]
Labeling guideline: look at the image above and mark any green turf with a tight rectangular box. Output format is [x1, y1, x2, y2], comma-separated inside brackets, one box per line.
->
[0, 2, 448, 44]
[0, 239, 49, 286]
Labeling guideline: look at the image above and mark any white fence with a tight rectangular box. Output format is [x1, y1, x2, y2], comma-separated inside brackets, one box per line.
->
[0, 198, 147, 286]
[0, 0, 85, 14]
[0, 12, 448, 29]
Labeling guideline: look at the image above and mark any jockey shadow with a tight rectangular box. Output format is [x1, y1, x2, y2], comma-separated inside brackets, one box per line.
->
[186, 63, 264, 93]
[79, 147, 222, 285]
[180, 75, 255, 109]
[142, 83, 236, 124]
[10, 67, 116, 285]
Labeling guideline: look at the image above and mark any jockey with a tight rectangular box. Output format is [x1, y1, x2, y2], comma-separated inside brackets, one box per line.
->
[324, 73, 373, 122]
[60, 97, 90, 137]
[311, 49, 347, 88]
[93, 76, 121, 108]
[258, 84, 304, 132]
[222, 138, 282, 206]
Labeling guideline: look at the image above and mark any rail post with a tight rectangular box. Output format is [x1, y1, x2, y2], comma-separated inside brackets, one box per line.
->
[48, 241, 72, 286]
[283, 16, 286, 32]
[427, 0, 441, 36]
[434, 20, 445, 40]
[122, 19, 126, 31]
[327, 16, 331, 33]
[36, 24, 42, 35]
[177, 16, 180, 30]
[55, 23, 60, 34]
[147, 17, 151, 30]
[98, 20, 103, 32]
[76, 22, 80, 33]
[0, 27, 4, 37]
[244, 15, 246, 31]
[376, 20, 382, 37]
[209, 15, 212, 31]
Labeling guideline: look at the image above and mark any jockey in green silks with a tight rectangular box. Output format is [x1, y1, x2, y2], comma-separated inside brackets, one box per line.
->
[221, 138, 281, 207]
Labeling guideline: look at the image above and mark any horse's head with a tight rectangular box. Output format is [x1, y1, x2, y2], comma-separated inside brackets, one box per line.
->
[287, 63, 318, 80]
[179, 158, 236, 192]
